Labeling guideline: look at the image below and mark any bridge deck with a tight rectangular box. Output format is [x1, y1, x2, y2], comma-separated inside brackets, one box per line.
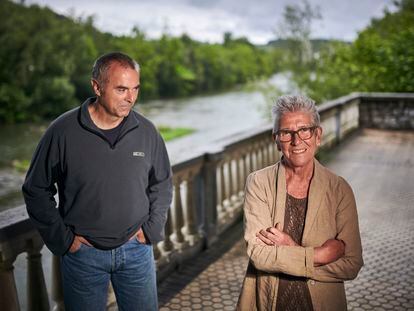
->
[156, 129, 414, 311]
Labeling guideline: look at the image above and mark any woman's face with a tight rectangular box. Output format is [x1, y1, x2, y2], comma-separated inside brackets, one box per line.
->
[274, 111, 322, 169]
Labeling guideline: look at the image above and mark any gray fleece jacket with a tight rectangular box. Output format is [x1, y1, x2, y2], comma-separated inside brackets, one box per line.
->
[22, 98, 173, 256]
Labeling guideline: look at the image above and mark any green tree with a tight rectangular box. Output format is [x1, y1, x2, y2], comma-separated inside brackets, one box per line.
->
[296, 0, 414, 102]
[0, 0, 280, 123]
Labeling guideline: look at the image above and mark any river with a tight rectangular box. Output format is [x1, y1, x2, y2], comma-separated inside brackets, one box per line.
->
[0, 72, 295, 213]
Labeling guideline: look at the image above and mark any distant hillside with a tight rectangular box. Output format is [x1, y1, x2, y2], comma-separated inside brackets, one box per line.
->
[265, 38, 349, 52]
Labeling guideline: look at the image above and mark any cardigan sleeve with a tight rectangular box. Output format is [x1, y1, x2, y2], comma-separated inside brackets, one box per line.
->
[311, 177, 363, 282]
[244, 172, 315, 278]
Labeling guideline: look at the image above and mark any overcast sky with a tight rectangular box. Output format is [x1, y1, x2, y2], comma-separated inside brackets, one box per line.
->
[24, 0, 396, 44]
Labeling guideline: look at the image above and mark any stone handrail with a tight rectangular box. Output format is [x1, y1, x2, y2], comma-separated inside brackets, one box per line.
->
[1, 92, 413, 310]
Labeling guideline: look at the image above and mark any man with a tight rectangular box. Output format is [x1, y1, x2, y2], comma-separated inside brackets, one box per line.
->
[22, 52, 172, 310]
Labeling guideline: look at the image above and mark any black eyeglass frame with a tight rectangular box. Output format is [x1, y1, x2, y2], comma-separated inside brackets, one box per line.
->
[275, 125, 319, 142]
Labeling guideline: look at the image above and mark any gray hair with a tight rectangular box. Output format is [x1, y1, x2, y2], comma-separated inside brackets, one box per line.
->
[271, 94, 320, 133]
[92, 52, 140, 85]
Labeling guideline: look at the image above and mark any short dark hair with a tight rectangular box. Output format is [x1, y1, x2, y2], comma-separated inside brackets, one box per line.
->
[92, 52, 140, 85]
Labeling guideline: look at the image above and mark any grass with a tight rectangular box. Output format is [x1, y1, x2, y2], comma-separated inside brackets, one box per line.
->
[158, 126, 195, 141]
[12, 159, 31, 172]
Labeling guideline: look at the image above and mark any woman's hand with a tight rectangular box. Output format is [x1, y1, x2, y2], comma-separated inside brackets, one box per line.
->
[314, 239, 346, 266]
[256, 223, 298, 246]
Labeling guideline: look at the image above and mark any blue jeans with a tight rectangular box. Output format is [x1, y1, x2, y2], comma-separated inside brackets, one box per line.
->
[60, 238, 158, 311]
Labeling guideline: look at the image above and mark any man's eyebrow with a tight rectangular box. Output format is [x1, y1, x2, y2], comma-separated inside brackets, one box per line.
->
[115, 84, 140, 89]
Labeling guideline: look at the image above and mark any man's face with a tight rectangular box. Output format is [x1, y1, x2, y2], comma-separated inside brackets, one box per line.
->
[92, 62, 140, 119]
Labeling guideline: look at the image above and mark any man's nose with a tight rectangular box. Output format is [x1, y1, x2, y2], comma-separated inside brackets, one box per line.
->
[125, 90, 134, 102]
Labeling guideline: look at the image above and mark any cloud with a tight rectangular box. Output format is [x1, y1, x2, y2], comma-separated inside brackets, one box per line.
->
[25, 0, 396, 44]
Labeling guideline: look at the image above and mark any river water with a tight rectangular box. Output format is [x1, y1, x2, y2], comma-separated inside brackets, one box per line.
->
[0, 72, 295, 212]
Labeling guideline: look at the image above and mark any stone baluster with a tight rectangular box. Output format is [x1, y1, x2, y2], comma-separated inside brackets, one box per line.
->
[262, 141, 269, 167]
[222, 162, 229, 205]
[202, 152, 221, 246]
[249, 150, 255, 173]
[244, 153, 250, 178]
[184, 176, 199, 245]
[261, 142, 267, 167]
[173, 178, 188, 250]
[51, 255, 64, 311]
[271, 141, 278, 164]
[237, 156, 244, 198]
[218, 162, 228, 219]
[0, 257, 20, 311]
[257, 145, 263, 169]
[153, 243, 162, 263]
[228, 159, 236, 203]
[253, 146, 259, 170]
[257, 142, 263, 169]
[161, 207, 174, 255]
[231, 156, 243, 212]
[270, 140, 276, 164]
[243, 155, 247, 190]
[269, 143, 277, 164]
[27, 244, 49, 311]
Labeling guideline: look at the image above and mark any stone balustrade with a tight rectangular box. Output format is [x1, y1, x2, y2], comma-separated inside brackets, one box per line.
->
[1, 92, 413, 310]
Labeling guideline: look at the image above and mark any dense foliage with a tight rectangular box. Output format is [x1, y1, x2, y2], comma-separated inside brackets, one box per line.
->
[2, 0, 412, 122]
[291, 0, 414, 103]
[0, 1, 280, 123]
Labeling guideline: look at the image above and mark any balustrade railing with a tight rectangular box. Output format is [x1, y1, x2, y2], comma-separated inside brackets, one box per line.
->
[1, 92, 413, 310]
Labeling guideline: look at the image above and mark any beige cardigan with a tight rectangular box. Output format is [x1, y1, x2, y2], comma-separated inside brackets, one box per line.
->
[237, 160, 363, 311]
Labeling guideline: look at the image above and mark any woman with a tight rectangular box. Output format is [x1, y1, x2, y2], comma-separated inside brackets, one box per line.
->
[237, 95, 363, 310]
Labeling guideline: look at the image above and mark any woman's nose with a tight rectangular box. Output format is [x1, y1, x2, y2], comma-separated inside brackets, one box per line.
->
[290, 132, 301, 145]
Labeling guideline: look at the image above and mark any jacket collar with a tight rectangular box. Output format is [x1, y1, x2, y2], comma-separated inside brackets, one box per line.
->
[78, 97, 140, 136]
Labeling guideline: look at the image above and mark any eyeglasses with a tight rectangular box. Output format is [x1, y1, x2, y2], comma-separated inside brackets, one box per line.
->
[276, 126, 318, 142]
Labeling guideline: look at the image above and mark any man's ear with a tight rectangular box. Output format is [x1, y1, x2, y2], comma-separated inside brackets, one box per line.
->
[272, 133, 281, 151]
[91, 79, 101, 97]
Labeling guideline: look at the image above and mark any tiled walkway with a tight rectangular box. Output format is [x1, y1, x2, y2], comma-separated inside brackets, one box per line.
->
[158, 129, 414, 310]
